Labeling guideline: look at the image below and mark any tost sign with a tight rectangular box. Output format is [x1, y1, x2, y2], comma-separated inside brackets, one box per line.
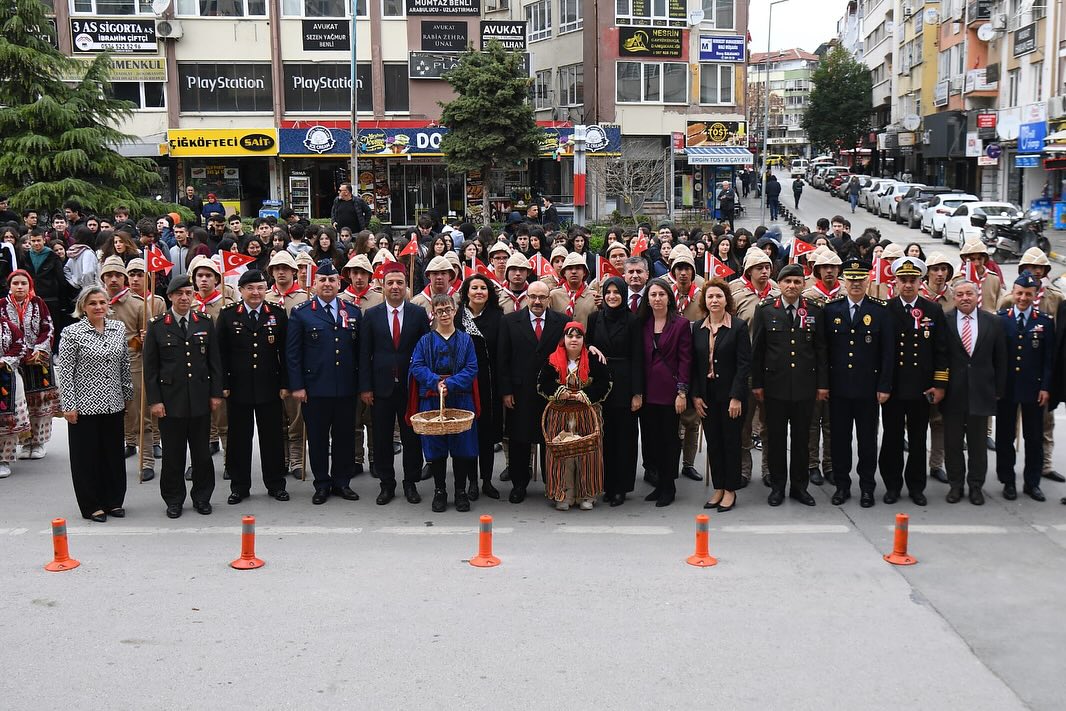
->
[70, 18, 156, 53]
[166, 129, 279, 157]
[686, 120, 747, 147]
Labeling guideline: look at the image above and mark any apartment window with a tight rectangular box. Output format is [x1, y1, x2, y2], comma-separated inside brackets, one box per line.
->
[485, 0, 508, 9]
[616, 61, 687, 104]
[1007, 68, 1019, 106]
[533, 68, 552, 109]
[700, 0, 734, 29]
[1031, 0, 1046, 20]
[698, 63, 733, 105]
[176, 0, 266, 16]
[382, 0, 403, 16]
[559, 0, 581, 32]
[558, 63, 582, 105]
[1031, 61, 1043, 103]
[282, 0, 366, 17]
[109, 82, 165, 109]
[526, 0, 551, 42]
[937, 48, 949, 81]
[616, 0, 681, 25]
[72, 0, 153, 12]
[383, 63, 409, 112]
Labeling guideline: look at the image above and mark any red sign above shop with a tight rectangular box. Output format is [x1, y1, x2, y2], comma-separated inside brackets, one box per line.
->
[976, 112, 997, 129]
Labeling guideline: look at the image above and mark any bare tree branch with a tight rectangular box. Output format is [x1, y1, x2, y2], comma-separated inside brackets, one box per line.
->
[589, 146, 669, 227]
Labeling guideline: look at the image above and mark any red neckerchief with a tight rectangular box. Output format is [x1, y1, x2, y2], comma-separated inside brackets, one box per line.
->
[448, 281, 461, 297]
[741, 276, 771, 299]
[813, 280, 839, 300]
[195, 290, 222, 313]
[672, 281, 697, 312]
[344, 284, 371, 305]
[109, 287, 130, 305]
[499, 285, 527, 310]
[1035, 280, 1047, 307]
[273, 282, 299, 298]
[562, 279, 587, 317]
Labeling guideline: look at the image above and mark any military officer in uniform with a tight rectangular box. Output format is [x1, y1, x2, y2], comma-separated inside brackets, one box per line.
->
[338, 254, 382, 475]
[878, 256, 949, 506]
[142, 275, 223, 518]
[286, 260, 362, 504]
[802, 249, 841, 486]
[996, 272, 1055, 502]
[216, 269, 289, 504]
[751, 263, 828, 506]
[824, 258, 895, 508]
[265, 250, 310, 478]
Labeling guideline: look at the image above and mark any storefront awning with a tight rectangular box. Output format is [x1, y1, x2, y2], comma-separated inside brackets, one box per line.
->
[685, 147, 755, 165]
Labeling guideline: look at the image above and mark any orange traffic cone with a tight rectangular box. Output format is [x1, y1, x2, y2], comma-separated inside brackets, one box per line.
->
[686, 514, 718, 567]
[44, 518, 80, 572]
[883, 512, 917, 566]
[230, 515, 265, 570]
[469, 515, 501, 568]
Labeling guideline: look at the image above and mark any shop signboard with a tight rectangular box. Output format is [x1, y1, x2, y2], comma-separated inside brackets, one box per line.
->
[421, 21, 468, 51]
[698, 35, 745, 63]
[618, 27, 683, 58]
[624, 0, 686, 24]
[686, 120, 746, 147]
[977, 154, 998, 166]
[976, 110, 997, 140]
[302, 19, 350, 51]
[70, 18, 156, 54]
[58, 56, 166, 82]
[409, 51, 462, 79]
[405, 0, 480, 15]
[1013, 23, 1036, 57]
[933, 81, 949, 107]
[284, 63, 371, 112]
[539, 124, 622, 156]
[1015, 155, 1040, 168]
[167, 128, 279, 157]
[178, 63, 273, 112]
[480, 20, 526, 50]
[1018, 102, 1047, 154]
[898, 132, 916, 147]
[32, 18, 58, 48]
[965, 131, 982, 158]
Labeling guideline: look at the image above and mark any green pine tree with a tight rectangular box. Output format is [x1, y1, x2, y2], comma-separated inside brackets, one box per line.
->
[0, 0, 189, 220]
[439, 40, 543, 225]
[801, 46, 873, 161]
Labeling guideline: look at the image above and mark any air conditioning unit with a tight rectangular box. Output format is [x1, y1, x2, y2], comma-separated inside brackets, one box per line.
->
[903, 3, 913, 18]
[1049, 95, 1066, 120]
[990, 13, 1007, 29]
[949, 75, 963, 92]
[155, 19, 183, 39]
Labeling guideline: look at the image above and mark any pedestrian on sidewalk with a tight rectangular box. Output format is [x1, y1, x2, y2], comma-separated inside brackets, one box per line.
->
[792, 177, 805, 209]
[847, 176, 862, 213]
[766, 175, 781, 221]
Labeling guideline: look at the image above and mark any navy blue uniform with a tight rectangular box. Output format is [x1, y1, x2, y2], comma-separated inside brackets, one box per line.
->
[286, 297, 361, 495]
[996, 306, 1054, 490]
[823, 296, 895, 497]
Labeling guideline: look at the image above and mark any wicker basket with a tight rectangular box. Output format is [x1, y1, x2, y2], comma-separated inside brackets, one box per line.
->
[542, 399, 601, 458]
[410, 391, 475, 436]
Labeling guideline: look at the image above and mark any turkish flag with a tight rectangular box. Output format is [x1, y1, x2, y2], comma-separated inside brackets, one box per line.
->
[371, 258, 394, 281]
[397, 238, 419, 258]
[476, 262, 503, 286]
[872, 258, 894, 284]
[791, 239, 816, 259]
[705, 254, 735, 279]
[530, 253, 556, 280]
[630, 234, 649, 257]
[597, 256, 622, 282]
[145, 246, 173, 274]
[303, 263, 317, 289]
[221, 250, 255, 275]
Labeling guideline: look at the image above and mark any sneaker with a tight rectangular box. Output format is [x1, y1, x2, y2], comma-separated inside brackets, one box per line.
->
[29, 446, 45, 460]
[17, 447, 31, 460]
[555, 500, 570, 511]
[579, 499, 594, 511]
[0, 463, 10, 478]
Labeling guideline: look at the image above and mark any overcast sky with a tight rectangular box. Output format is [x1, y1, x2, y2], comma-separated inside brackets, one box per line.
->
[747, 0, 844, 54]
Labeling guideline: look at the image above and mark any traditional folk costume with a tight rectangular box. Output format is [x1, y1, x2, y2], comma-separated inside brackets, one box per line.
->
[0, 314, 30, 469]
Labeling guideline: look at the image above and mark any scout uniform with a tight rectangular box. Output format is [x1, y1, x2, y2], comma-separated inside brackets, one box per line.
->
[867, 243, 903, 300]
[412, 255, 461, 321]
[954, 239, 1004, 313]
[498, 252, 531, 315]
[549, 251, 597, 327]
[923, 251, 957, 480]
[802, 250, 842, 484]
[338, 254, 381, 473]
[190, 255, 234, 474]
[265, 250, 310, 477]
[539, 245, 569, 291]
[487, 240, 512, 289]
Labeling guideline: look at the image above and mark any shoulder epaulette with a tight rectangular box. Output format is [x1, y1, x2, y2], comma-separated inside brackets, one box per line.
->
[292, 300, 312, 311]
[758, 296, 775, 307]
[868, 297, 887, 306]
[150, 313, 166, 323]
[827, 295, 846, 303]
[221, 302, 239, 312]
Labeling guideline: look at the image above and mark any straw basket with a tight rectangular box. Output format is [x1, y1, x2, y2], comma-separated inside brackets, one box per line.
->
[542, 399, 601, 458]
[410, 390, 475, 436]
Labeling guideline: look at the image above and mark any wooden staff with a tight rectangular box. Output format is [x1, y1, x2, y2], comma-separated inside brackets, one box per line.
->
[136, 270, 153, 484]
[408, 250, 415, 301]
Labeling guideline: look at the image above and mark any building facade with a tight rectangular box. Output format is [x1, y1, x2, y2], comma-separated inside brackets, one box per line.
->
[747, 49, 819, 163]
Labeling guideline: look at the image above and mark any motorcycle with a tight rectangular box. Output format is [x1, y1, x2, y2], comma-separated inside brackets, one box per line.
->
[974, 210, 1050, 263]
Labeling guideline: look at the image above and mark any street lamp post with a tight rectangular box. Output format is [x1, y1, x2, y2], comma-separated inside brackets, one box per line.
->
[761, 0, 792, 225]
[350, 7, 359, 186]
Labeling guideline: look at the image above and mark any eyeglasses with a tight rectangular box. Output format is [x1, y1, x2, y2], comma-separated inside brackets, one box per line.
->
[434, 307, 455, 316]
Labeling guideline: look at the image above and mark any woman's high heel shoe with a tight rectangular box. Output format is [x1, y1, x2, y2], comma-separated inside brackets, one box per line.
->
[717, 493, 736, 512]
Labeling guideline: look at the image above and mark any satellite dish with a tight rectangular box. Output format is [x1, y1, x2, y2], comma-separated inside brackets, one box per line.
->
[997, 115, 1020, 141]
[688, 9, 705, 25]
[151, 0, 171, 15]
[902, 114, 921, 131]
[976, 23, 995, 42]
[924, 8, 938, 24]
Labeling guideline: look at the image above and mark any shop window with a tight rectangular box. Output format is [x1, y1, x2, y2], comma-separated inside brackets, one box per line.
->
[282, 0, 365, 17]
[617, 61, 686, 104]
[485, 0, 507, 9]
[559, 0, 581, 33]
[176, 0, 267, 16]
[699, 63, 733, 105]
[526, 0, 551, 42]
[383, 63, 409, 112]
[382, 0, 403, 17]
[533, 69, 552, 109]
[558, 63, 582, 106]
[700, 0, 734, 29]
[72, 0, 153, 13]
[108, 81, 166, 110]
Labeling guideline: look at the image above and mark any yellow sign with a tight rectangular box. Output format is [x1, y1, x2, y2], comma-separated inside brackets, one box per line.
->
[58, 56, 166, 82]
[166, 129, 279, 157]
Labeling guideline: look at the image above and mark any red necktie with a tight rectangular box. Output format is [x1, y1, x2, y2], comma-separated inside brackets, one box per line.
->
[535, 317, 543, 340]
[630, 294, 639, 313]
[392, 308, 401, 349]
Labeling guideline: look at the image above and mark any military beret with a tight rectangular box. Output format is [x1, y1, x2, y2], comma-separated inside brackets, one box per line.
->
[1015, 271, 1040, 289]
[167, 274, 193, 295]
[238, 269, 268, 287]
[777, 263, 805, 280]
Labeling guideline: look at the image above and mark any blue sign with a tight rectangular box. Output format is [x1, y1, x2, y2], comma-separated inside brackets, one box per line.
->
[1015, 155, 1040, 168]
[1018, 120, 1046, 154]
[699, 35, 745, 63]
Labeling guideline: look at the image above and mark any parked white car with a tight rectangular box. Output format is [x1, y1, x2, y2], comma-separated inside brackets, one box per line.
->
[942, 202, 1022, 246]
[859, 179, 894, 210]
[920, 194, 980, 239]
[876, 183, 922, 219]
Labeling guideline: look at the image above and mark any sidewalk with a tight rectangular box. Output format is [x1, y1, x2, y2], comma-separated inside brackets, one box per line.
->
[1049, 229, 1066, 265]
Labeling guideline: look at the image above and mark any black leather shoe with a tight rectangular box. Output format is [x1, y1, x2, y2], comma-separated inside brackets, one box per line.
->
[809, 468, 824, 485]
[290, 468, 303, 480]
[752, 433, 762, 450]
[222, 469, 230, 480]
[124, 445, 137, 458]
[431, 489, 447, 512]
[392, 441, 402, 455]
[108, 508, 125, 518]
[153, 444, 163, 458]
[1023, 485, 1046, 502]
[369, 461, 378, 479]
[165, 504, 182, 518]
[268, 490, 290, 501]
[184, 466, 193, 481]
[227, 492, 245, 505]
[883, 490, 900, 505]
[655, 489, 675, 507]
[643, 469, 660, 488]
[986, 436, 996, 451]
[332, 486, 360, 501]
[761, 473, 772, 488]
[1042, 470, 1066, 483]
[860, 492, 875, 508]
[482, 481, 500, 499]
[455, 491, 471, 512]
[737, 477, 750, 489]
[790, 490, 816, 506]
[376, 487, 395, 505]
[946, 487, 963, 504]
[354, 463, 363, 475]
[767, 489, 785, 507]
[90, 511, 107, 523]
[312, 490, 329, 505]
[609, 493, 625, 507]
[643, 489, 660, 502]
[193, 501, 212, 515]
[824, 469, 835, 486]
[1002, 483, 1017, 500]
[467, 479, 479, 501]
[141, 468, 155, 482]
[403, 483, 421, 504]
[910, 492, 928, 506]
[499, 467, 511, 482]
[681, 465, 703, 481]
[930, 467, 949, 484]
[508, 487, 526, 504]
[420, 463, 433, 481]
[210, 441, 221, 455]
[969, 488, 985, 506]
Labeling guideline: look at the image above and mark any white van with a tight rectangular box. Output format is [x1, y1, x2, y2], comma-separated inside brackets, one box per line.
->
[790, 158, 808, 178]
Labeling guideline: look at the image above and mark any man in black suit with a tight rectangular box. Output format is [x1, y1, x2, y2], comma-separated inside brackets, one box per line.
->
[143, 275, 223, 518]
[359, 262, 431, 505]
[878, 257, 949, 506]
[216, 270, 289, 505]
[497, 279, 566, 503]
[750, 263, 828, 507]
[943, 281, 1006, 505]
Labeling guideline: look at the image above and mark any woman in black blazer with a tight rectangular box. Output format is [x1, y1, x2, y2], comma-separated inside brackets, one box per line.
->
[690, 278, 750, 512]
[586, 276, 644, 506]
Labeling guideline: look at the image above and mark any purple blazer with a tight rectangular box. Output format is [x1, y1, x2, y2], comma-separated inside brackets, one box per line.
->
[642, 315, 692, 405]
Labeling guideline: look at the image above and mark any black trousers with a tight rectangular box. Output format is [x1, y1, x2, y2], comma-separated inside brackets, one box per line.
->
[641, 403, 680, 493]
[765, 397, 813, 492]
[702, 394, 744, 491]
[302, 396, 355, 493]
[475, 410, 495, 483]
[159, 414, 214, 507]
[508, 440, 546, 491]
[226, 397, 286, 495]
[996, 400, 1044, 489]
[429, 457, 476, 491]
[371, 389, 422, 489]
[828, 396, 879, 494]
[68, 411, 125, 518]
[878, 397, 930, 495]
[603, 404, 638, 495]
[944, 413, 989, 489]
